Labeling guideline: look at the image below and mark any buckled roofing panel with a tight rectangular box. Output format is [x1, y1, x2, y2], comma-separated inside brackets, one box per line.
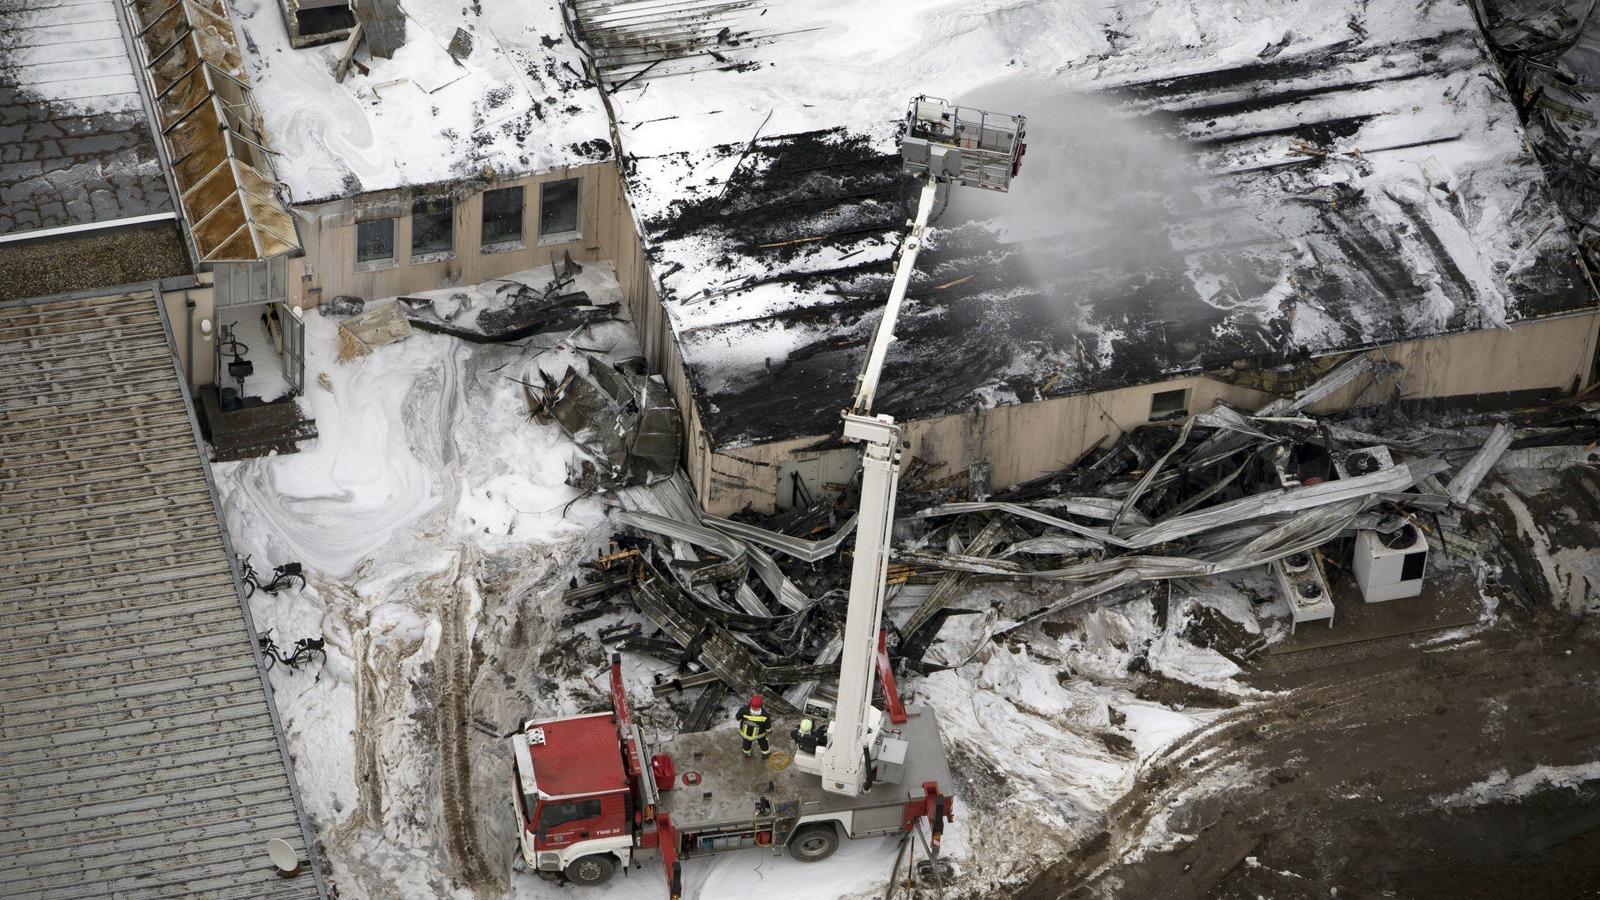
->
[121, 0, 300, 261]
[563, 0, 806, 89]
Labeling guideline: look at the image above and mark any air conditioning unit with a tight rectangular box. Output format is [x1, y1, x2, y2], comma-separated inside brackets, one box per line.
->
[1273, 552, 1334, 633]
[1353, 523, 1428, 602]
[1334, 445, 1394, 479]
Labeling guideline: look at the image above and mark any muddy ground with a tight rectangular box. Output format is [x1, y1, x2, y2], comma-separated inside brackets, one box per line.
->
[1019, 592, 1600, 899]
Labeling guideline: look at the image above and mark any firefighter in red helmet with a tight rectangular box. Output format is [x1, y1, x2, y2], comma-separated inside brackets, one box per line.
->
[737, 694, 772, 759]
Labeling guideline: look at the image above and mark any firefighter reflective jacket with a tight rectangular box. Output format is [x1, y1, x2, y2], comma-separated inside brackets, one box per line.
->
[736, 704, 771, 740]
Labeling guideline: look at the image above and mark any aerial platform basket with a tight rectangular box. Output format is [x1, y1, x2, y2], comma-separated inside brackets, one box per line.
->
[900, 96, 1026, 192]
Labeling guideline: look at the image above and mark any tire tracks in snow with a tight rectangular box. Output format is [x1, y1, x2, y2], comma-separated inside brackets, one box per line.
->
[433, 345, 495, 891]
[437, 556, 494, 889]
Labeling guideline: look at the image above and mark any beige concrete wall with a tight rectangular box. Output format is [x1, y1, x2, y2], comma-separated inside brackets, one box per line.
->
[160, 278, 215, 391]
[291, 162, 614, 306]
[594, 163, 721, 504]
[696, 374, 1272, 516]
[693, 310, 1600, 516]
[1303, 311, 1600, 412]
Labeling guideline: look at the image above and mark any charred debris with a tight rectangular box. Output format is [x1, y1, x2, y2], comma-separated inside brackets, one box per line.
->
[403, 253, 619, 342]
[526, 353, 683, 492]
[1472, 0, 1600, 273]
[560, 356, 1600, 733]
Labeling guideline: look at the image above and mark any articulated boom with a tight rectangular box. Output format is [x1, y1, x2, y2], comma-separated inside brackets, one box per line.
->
[817, 412, 904, 795]
[815, 97, 1025, 798]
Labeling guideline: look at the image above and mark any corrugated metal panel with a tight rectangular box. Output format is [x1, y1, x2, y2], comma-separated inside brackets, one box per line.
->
[0, 288, 326, 900]
[562, 0, 812, 89]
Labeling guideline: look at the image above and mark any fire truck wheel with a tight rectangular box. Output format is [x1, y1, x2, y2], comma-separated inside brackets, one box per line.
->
[788, 823, 840, 862]
[564, 854, 616, 886]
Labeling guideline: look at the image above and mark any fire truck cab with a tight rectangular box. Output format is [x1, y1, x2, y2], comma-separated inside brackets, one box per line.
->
[511, 710, 642, 885]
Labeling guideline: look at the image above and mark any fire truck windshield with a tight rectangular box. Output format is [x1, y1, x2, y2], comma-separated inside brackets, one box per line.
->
[538, 798, 600, 833]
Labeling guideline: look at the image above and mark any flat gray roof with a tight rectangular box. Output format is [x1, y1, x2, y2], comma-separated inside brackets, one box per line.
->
[0, 0, 173, 238]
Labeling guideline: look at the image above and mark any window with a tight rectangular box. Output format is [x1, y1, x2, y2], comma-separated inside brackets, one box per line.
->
[1149, 388, 1188, 422]
[356, 218, 395, 265]
[538, 798, 601, 832]
[481, 186, 524, 247]
[539, 178, 580, 241]
[411, 199, 454, 258]
[213, 254, 289, 307]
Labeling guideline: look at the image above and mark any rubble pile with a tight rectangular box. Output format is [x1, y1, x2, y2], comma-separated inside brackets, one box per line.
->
[1473, 0, 1600, 268]
[560, 357, 1598, 732]
[401, 254, 619, 342]
[531, 355, 683, 492]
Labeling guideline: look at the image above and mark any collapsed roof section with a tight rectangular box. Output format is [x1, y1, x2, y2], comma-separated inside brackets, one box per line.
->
[234, 0, 614, 203]
[123, 0, 300, 261]
[562, 0, 807, 91]
[595, 0, 1597, 450]
[1472, 0, 1600, 267]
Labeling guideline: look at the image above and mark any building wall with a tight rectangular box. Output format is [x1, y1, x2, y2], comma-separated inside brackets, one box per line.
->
[1303, 312, 1600, 412]
[271, 155, 1600, 518]
[692, 310, 1600, 516]
[160, 276, 214, 390]
[595, 162, 722, 504]
[289, 162, 614, 306]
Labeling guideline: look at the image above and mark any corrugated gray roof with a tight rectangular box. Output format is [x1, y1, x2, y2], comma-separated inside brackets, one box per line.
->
[0, 287, 325, 900]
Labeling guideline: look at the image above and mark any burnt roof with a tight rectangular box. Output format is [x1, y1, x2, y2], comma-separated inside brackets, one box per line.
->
[616, 3, 1597, 450]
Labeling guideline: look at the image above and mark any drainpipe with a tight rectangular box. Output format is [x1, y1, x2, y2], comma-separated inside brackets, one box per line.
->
[185, 297, 196, 392]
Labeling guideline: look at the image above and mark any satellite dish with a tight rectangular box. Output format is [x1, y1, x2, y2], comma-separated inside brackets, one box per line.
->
[266, 838, 300, 874]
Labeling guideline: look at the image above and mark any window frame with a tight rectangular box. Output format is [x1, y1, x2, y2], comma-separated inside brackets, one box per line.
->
[1148, 387, 1189, 422]
[480, 185, 525, 251]
[537, 177, 582, 245]
[410, 199, 454, 261]
[354, 217, 396, 269]
[537, 797, 602, 833]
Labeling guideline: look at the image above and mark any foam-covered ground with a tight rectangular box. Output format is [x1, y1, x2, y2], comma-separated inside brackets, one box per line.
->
[214, 283, 1300, 899]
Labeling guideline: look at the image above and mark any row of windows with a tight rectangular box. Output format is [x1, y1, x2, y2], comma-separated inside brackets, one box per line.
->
[355, 178, 582, 266]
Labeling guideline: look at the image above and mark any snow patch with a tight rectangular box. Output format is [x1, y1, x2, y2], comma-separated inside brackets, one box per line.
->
[1441, 761, 1600, 806]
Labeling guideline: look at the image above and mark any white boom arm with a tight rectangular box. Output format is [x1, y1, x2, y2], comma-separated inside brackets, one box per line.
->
[808, 97, 1023, 797]
[817, 173, 941, 796]
[849, 177, 940, 415]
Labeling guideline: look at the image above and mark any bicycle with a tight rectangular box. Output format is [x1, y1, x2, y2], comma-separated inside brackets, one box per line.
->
[240, 555, 306, 597]
[257, 628, 327, 674]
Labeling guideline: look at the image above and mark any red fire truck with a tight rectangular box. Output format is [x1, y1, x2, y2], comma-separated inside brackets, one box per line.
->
[510, 655, 954, 893]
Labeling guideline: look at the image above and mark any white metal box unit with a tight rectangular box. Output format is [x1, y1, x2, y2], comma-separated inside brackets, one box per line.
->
[1353, 523, 1429, 602]
[1274, 551, 1335, 632]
